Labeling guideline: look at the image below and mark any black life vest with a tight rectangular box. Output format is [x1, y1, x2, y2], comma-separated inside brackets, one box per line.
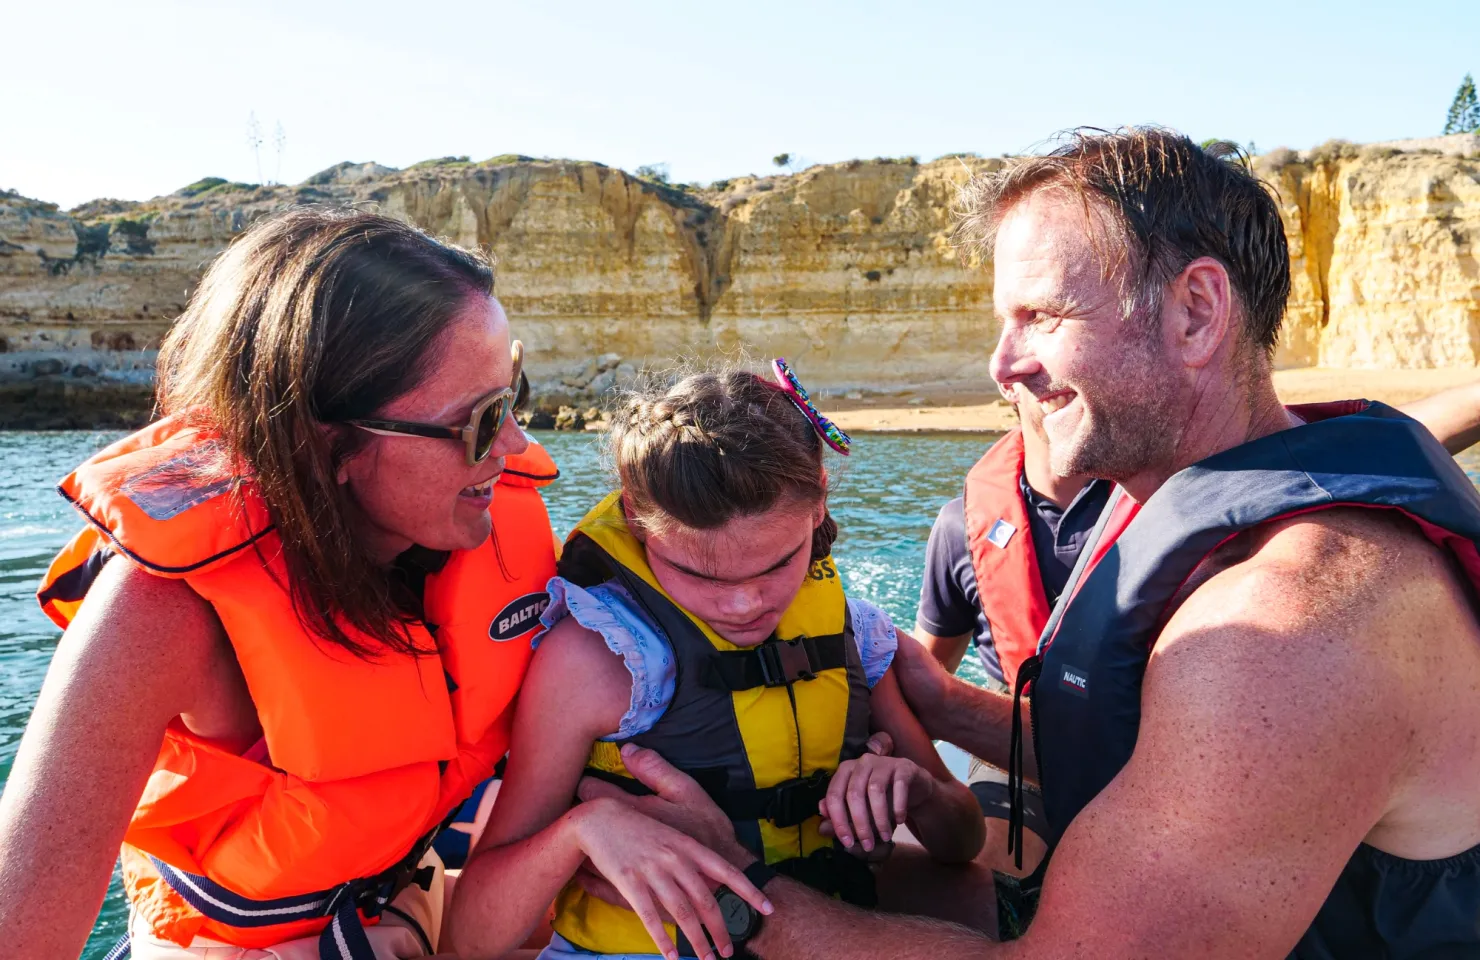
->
[1016, 400, 1480, 955]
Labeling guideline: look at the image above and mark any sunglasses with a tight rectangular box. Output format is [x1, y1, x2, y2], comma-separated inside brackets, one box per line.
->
[347, 340, 529, 466]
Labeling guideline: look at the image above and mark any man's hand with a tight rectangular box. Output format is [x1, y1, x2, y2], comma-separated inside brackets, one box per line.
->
[891, 631, 959, 739]
[578, 744, 749, 861]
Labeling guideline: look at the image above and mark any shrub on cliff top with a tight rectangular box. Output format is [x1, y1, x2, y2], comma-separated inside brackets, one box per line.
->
[179, 177, 228, 197]
[409, 156, 471, 169]
[635, 163, 670, 184]
[1261, 146, 1298, 170]
[201, 181, 257, 196]
[1307, 139, 1360, 164]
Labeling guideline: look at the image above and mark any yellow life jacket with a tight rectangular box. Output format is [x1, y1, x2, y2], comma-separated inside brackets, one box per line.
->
[550, 492, 873, 955]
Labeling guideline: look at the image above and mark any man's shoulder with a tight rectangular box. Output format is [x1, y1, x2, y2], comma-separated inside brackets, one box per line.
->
[1236, 506, 1452, 596]
[1164, 505, 1471, 669]
[926, 495, 968, 550]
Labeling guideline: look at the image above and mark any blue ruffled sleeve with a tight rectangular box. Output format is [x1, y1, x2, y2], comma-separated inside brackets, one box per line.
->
[532, 577, 677, 741]
[846, 597, 899, 688]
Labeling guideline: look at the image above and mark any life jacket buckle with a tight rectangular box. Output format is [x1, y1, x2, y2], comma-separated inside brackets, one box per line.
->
[765, 769, 832, 827]
[759, 636, 819, 687]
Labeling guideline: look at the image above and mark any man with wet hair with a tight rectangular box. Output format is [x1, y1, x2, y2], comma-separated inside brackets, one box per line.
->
[583, 128, 1480, 958]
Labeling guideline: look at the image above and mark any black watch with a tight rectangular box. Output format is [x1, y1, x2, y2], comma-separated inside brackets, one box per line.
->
[714, 886, 762, 946]
[712, 861, 777, 950]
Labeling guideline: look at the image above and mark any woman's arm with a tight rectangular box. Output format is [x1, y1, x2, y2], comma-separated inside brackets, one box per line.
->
[0, 559, 252, 960]
[446, 617, 630, 957]
[446, 618, 765, 960]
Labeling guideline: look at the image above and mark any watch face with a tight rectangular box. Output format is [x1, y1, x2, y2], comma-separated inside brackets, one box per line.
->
[718, 890, 756, 937]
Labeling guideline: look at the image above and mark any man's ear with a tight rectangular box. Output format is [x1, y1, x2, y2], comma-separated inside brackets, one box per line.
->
[1168, 256, 1234, 369]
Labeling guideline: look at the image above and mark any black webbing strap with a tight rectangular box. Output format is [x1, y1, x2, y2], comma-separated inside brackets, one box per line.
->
[581, 767, 832, 830]
[712, 770, 831, 828]
[704, 633, 849, 691]
[774, 847, 877, 907]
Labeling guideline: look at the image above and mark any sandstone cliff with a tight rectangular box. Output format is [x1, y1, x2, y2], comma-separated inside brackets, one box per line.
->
[2, 136, 1478, 427]
[1258, 134, 1480, 368]
[0, 155, 1000, 426]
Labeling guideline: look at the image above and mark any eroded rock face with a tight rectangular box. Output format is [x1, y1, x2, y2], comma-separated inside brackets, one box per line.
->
[1258, 137, 1480, 369]
[2, 138, 1479, 427]
[0, 156, 999, 425]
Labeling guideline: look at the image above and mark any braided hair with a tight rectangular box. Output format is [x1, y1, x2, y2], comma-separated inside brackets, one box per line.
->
[608, 368, 838, 562]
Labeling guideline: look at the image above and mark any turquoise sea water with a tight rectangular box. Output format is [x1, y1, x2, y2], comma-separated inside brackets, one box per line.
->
[0, 429, 995, 957]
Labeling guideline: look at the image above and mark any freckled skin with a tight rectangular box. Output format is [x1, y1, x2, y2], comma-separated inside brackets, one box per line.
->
[0, 295, 529, 960]
[340, 296, 528, 561]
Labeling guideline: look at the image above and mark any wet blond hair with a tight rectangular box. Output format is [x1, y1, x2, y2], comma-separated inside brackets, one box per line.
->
[954, 126, 1290, 354]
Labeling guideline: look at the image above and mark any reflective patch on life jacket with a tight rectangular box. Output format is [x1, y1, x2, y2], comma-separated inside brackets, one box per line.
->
[489, 591, 550, 641]
[987, 518, 1017, 549]
[120, 444, 232, 521]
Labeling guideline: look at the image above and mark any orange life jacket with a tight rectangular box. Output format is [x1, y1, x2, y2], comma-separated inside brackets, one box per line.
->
[961, 428, 1053, 690]
[36, 417, 559, 949]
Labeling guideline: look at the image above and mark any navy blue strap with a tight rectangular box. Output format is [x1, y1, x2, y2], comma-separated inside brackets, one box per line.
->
[149, 856, 336, 927]
[148, 856, 379, 960]
[319, 894, 377, 960]
[101, 934, 132, 960]
[142, 808, 455, 958]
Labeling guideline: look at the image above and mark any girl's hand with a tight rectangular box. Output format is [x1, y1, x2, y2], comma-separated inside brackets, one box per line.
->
[572, 798, 767, 960]
[819, 754, 936, 854]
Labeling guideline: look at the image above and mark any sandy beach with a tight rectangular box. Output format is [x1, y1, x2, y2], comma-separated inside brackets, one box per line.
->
[823, 367, 1480, 434]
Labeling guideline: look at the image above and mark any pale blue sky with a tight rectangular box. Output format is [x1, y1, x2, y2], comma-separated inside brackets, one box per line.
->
[6, 0, 1477, 209]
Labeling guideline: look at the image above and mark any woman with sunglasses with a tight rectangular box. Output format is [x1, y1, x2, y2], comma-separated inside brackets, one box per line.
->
[0, 209, 602, 959]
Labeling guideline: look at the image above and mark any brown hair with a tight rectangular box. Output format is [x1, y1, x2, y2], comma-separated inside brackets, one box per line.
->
[157, 208, 494, 657]
[954, 126, 1291, 354]
[608, 368, 837, 562]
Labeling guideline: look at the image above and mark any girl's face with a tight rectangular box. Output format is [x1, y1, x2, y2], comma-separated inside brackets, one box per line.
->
[636, 495, 824, 647]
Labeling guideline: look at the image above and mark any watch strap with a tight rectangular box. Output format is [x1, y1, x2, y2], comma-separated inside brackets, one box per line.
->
[742, 859, 779, 892]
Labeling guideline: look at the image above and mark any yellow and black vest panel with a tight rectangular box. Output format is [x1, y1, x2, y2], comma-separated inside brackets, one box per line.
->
[552, 491, 873, 955]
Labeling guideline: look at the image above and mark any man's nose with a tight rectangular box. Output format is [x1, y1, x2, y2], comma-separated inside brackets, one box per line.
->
[989, 320, 1041, 393]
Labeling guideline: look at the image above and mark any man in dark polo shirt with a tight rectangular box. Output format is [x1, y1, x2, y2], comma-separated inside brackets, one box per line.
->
[915, 396, 1080, 876]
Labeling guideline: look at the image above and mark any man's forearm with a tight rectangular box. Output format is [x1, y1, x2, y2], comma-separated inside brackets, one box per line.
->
[929, 677, 1035, 778]
[747, 875, 996, 960]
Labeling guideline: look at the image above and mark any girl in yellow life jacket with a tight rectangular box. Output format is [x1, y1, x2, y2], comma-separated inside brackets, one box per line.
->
[447, 363, 984, 960]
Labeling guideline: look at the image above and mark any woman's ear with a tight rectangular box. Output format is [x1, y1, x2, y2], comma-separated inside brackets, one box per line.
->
[321, 423, 354, 485]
